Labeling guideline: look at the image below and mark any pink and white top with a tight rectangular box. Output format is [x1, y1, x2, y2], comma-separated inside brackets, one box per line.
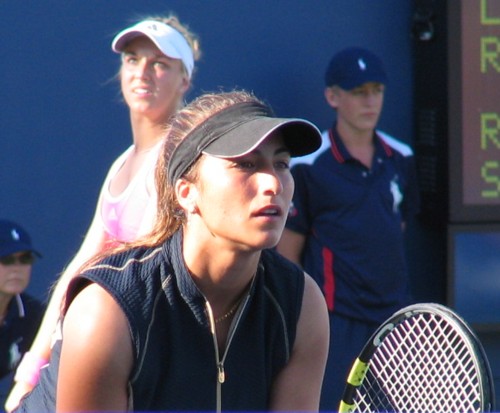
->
[99, 141, 163, 243]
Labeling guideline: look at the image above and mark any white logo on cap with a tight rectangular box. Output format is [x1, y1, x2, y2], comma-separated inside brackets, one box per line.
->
[358, 58, 367, 71]
[11, 229, 20, 241]
[147, 23, 160, 32]
[145, 22, 171, 37]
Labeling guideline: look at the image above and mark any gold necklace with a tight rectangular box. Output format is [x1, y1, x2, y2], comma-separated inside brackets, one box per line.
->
[213, 270, 256, 324]
[215, 297, 243, 324]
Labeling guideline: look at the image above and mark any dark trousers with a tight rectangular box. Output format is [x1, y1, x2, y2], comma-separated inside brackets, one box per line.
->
[320, 312, 379, 412]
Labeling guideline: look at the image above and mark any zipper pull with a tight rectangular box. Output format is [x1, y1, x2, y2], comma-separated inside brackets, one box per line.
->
[218, 363, 225, 383]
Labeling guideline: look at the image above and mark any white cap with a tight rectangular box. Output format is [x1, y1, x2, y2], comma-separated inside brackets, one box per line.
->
[112, 20, 194, 78]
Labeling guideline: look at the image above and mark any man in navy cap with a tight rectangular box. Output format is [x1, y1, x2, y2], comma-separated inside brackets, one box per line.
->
[0, 220, 45, 404]
[277, 47, 420, 411]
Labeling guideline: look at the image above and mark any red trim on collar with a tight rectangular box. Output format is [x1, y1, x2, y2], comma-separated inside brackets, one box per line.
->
[376, 132, 394, 157]
[328, 129, 345, 163]
[329, 128, 394, 161]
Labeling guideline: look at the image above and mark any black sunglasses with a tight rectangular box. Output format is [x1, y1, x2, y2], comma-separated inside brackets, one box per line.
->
[0, 252, 36, 266]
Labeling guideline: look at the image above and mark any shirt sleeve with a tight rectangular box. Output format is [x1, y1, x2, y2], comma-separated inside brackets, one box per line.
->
[401, 154, 420, 221]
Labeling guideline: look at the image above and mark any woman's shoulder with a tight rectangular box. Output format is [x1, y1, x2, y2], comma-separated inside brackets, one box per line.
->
[66, 247, 164, 305]
[64, 246, 168, 336]
[86, 246, 164, 284]
[102, 145, 136, 182]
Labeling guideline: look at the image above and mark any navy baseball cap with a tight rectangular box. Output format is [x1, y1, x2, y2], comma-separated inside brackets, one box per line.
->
[0, 220, 41, 258]
[324, 47, 387, 89]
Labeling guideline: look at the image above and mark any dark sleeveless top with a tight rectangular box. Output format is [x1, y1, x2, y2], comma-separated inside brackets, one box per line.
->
[16, 230, 305, 412]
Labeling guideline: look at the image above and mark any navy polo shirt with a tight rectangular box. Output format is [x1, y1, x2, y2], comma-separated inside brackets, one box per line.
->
[0, 294, 45, 379]
[286, 127, 419, 324]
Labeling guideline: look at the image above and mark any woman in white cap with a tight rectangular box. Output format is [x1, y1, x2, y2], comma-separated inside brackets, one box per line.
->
[5, 15, 201, 411]
[14, 90, 329, 413]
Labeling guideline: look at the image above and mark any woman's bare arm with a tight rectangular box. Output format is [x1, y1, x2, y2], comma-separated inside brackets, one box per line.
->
[57, 283, 133, 412]
[269, 272, 329, 411]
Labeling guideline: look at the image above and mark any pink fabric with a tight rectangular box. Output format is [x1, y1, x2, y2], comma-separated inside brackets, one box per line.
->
[100, 142, 162, 242]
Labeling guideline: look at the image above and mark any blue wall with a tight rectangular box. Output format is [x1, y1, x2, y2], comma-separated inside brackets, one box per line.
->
[0, 0, 415, 300]
[4, 0, 500, 409]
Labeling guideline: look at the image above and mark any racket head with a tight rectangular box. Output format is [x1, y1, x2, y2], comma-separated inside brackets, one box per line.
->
[338, 303, 496, 413]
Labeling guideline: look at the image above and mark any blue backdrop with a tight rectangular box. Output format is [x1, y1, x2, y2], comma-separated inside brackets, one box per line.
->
[0, 1, 414, 300]
[5, 0, 500, 408]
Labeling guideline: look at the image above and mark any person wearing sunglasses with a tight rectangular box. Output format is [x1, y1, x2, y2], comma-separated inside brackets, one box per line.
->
[0, 220, 45, 405]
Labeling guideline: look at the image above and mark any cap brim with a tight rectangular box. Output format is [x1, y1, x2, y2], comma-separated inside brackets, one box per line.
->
[111, 20, 194, 78]
[203, 117, 322, 158]
[112, 29, 183, 60]
[0, 244, 41, 258]
[340, 73, 387, 90]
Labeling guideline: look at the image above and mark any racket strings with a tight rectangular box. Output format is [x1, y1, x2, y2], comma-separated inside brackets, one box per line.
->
[354, 312, 484, 413]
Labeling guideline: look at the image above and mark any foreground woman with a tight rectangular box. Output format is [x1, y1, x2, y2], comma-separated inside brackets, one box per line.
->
[16, 91, 329, 412]
[6, 15, 201, 412]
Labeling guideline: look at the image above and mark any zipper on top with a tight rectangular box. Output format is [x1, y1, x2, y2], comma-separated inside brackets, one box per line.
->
[206, 293, 251, 413]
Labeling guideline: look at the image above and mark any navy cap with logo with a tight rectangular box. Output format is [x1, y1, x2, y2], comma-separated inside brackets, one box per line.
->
[0, 220, 41, 258]
[324, 47, 388, 90]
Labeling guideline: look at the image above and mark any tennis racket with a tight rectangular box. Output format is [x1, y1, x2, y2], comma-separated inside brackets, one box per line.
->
[338, 303, 495, 413]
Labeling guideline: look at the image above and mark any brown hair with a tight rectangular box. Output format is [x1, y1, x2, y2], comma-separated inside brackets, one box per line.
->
[149, 90, 266, 244]
[80, 90, 265, 271]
